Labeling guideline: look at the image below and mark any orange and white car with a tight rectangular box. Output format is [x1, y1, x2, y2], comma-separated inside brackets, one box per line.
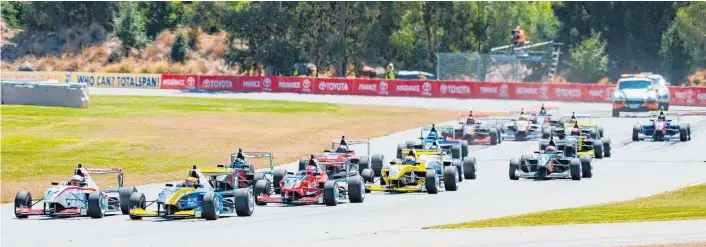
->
[611, 73, 671, 117]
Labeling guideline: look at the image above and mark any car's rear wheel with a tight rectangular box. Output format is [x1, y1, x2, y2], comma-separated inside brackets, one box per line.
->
[462, 157, 477, 180]
[358, 156, 370, 172]
[370, 154, 385, 177]
[14, 191, 31, 219]
[360, 168, 374, 183]
[632, 124, 641, 141]
[273, 169, 286, 194]
[509, 158, 520, 180]
[570, 159, 582, 181]
[347, 176, 365, 203]
[461, 141, 469, 157]
[119, 186, 137, 215]
[593, 140, 604, 159]
[489, 128, 499, 145]
[580, 155, 593, 178]
[425, 170, 439, 194]
[450, 145, 462, 159]
[323, 181, 339, 206]
[680, 125, 688, 142]
[202, 191, 219, 220]
[396, 143, 406, 160]
[87, 192, 105, 219]
[443, 166, 458, 191]
[601, 137, 611, 158]
[234, 188, 254, 216]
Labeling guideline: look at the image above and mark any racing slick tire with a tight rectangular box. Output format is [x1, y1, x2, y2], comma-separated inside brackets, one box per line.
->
[680, 125, 688, 142]
[323, 181, 339, 206]
[589, 129, 599, 140]
[128, 192, 146, 220]
[298, 157, 308, 172]
[686, 123, 692, 140]
[598, 126, 604, 139]
[234, 188, 254, 217]
[461, 141, 469, 157]
[87, 191, 106, 219]
[570, 159, 582, 181]
[360, 168, 374, 183]
[14, 191, 31, 219]
[425, 170, 440, 194]
[254, 180, 270, 205]
[601, 137, 612, 157]
[520, 154, 533, 173]
[593, 140, 604, 159]
[358, 156, 370, 172]
[443, 166, 459, 191]
[542, 128, 552, 140]
[450, 145, 462, 159]
[119, 186, 137, 215]
[451, 159, 464, 182]
[405, 140, 416, 149]
[273, 169, 287, 194]
[396, 143, 407, 160]
[347, 176, 365, 203]
[441, 129, 452, 139]
[632, 124, 641, 141]
[462, 157, 477, 180]
[371, 154, 385, 177]
[253, 173, 265, 183]
[563, 145, 576, 158]
[580, 155, 593, 178]
[489, 128, 499, 145]
[202, 191, 220, 220]
[508, 158, 520, 180]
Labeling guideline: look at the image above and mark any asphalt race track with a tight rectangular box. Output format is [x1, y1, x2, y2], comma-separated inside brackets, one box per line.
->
[3, 88, 706, 247]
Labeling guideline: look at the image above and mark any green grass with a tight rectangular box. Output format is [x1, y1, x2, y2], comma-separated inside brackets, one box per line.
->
[426, 183, 706, 229]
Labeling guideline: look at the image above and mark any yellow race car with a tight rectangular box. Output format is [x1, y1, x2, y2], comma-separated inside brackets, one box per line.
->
[365, 149, 461, 194]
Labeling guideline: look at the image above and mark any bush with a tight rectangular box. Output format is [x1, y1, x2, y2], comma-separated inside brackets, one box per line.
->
[568, 30, 609, 83]
[113, 2, 149, 51]
[171, 33, 188, 63]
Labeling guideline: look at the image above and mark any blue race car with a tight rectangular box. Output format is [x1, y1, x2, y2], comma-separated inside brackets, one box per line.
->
[632, 110, 691, 142]
[128, 165, 255, 220]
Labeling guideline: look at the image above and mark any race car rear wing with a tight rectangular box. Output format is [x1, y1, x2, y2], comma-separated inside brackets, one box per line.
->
[649, 110, 680, 122]
[230, 150, 274, 170]
[329, 136, 371, 163]
[75, 164, 125, 189]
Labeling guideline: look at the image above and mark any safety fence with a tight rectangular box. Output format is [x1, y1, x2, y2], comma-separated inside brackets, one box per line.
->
[2, 71, 705, 106]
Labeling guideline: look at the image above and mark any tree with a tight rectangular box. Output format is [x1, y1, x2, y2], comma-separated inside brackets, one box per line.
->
[170, 33, 188, 63]
[113, 2, 149, 52]
[660, 2, 706, 84]
[568, 30, 609, 83]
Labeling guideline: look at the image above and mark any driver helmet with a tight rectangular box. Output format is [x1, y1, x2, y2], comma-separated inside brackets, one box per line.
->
[69, 175, 83, 186]
[570, 127, 580, 136]
[429, 142, 439, 150]
[657, 113, 666, 121]
[466, 117, 475, 124]
[545, 145, 557, 154]
[233, 158, 245, 168]
[335, 145, 348, 153]
[519, 115, 529, 121]
[185, 177, 199, 187]
[405, 155, 416, 164]
[305, 164, 318, 176]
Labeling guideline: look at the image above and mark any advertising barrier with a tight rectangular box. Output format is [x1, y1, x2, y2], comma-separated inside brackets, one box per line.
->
[3, 71, 705, 106]
[69, 72, 161, 89]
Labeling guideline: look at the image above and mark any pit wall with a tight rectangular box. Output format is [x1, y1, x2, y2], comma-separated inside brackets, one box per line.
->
[1, 81, 89, 108]
[2, 71, 705, 106]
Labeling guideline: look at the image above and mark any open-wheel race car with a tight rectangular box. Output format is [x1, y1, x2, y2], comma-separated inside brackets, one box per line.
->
[366, 147, 466, 194]
[509, 138, 593, 180]
[298, 136, 384, 182]
[529, 104, 560, 128]
[498, 109, 542, 141]
[128, 165, 255, 220]
[401, 124, 470, 160]
[632, 110, 691, 142]
[444, 111, 503, 145]
[14, 164, 137, 219]
[540, 120, 611, 159]
[218, 149, 287, 194]
[256, 154, 366, 206]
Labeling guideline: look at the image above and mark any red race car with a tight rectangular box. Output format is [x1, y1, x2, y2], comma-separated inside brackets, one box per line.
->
[255, 155, 366, 206]
[298, 136, 382, 182]
[445, 111, 503, 145]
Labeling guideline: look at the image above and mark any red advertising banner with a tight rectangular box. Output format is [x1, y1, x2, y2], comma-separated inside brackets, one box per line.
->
[198, 75, 239, 91]
[471, 82, 514, 99]
[314, 78, 356, 95]
[354, 79, 393, 96]
[161, 74, 198, 90]
[263, 76, 313, 94]
[546, 83, 585, 102]
[434, 80, 474, 99]
[390, 80, 434, 97]
[162, 73, 706, 106]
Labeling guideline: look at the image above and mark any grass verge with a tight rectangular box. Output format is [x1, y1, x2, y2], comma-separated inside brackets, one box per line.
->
[1, 95, 462, 202]
[425, 183, 706, 229]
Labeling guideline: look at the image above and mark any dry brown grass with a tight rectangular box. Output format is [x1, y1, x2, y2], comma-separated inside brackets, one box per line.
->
[1, 99, 461, 202]
[687, 69, 706, 87]
[596, 77, 612, 85]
